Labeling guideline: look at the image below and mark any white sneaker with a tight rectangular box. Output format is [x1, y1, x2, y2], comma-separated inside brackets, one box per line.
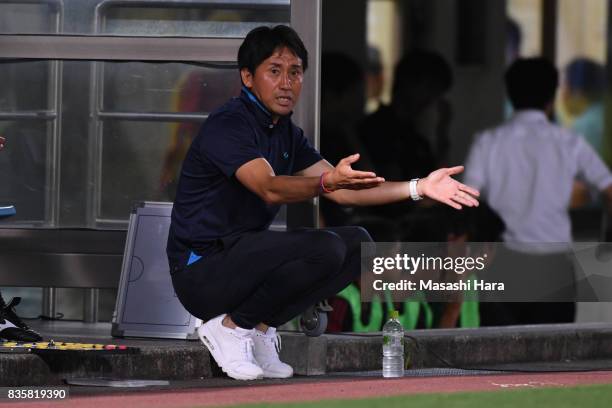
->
[253, 327, 293, 378]
[198, 314, 264, 380]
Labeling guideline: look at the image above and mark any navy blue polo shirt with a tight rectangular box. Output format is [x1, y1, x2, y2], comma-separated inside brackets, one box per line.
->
[166, 89, 323, 269]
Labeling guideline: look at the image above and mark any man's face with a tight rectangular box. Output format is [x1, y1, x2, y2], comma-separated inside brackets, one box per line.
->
[241, 47, 304, 122]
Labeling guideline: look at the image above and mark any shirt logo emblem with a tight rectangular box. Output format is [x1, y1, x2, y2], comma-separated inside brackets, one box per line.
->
[282, 152, 289, 159]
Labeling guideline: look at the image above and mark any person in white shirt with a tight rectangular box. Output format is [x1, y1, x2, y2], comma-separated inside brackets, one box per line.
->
[464, 57, 612, 325]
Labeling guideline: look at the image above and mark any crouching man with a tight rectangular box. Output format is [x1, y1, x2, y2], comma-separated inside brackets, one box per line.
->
[167, 25, 479, 380]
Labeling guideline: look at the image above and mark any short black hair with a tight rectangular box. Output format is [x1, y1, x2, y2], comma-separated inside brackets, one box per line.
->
[391, 50, 453, 113]
[505, 57, 558, 110]
[238, 25, 308, 75]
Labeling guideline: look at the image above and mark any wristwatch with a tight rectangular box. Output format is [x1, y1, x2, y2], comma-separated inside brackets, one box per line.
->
[409, 178, 423, 201]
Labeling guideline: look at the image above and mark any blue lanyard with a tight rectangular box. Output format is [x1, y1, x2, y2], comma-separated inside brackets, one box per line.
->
[242, 85, 271, 116]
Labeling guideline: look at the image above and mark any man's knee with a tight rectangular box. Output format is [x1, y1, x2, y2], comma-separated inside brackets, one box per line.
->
[309, 230, 347, 270]
[340, 226, 373, 252]
[351, 226, 373, 243]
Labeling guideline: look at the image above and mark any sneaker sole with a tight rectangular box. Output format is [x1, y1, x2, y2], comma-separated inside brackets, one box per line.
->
[198, 324, 263, 381]
[262, 369, 293, 379]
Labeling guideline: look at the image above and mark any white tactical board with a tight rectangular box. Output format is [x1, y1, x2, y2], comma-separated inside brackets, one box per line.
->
[112, 202, 201, 339]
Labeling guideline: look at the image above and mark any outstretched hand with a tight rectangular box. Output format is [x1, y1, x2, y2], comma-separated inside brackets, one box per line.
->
[325, 153, 385, 191]
[419, 166, 479, 210]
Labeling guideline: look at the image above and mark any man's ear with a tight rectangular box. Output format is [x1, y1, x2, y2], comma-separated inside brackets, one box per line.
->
[240, 68, 253, 88]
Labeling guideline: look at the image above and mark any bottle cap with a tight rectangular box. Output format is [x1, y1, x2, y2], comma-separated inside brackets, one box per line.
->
[390, 310, 399, 319]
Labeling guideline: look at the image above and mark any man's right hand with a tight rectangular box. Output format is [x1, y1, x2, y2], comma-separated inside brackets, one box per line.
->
[323, 154, 385, 191]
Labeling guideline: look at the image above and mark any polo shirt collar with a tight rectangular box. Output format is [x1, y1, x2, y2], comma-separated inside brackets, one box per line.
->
[511, 109, 548, 123]
[240, 86, 291, 130]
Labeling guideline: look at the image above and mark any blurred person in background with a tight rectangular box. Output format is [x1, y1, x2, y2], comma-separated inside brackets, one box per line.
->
[559, 58, 607, 208]
[561, 58, 606, 156]
[361, 50, 453, 182]
[319, 52, 373, 227]
[464, 58, 612, 325]
[358, 50, 454, 235]
[365, 46, 385, 113]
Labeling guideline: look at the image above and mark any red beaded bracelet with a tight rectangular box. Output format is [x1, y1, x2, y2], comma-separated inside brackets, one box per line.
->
[319, 172, 333, 194]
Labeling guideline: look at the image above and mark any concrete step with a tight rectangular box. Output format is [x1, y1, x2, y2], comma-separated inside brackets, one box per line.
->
[2, 322, 612, 386]
[0, 339, 211, 387]
[323, 323, 612, 372]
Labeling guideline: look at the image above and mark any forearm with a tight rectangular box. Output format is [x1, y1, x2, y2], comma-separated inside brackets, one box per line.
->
[326, 181, 414, 206]
[261, 175, 321, 204]
[237, 157, 385, 205]
[315, 162, 478, 210]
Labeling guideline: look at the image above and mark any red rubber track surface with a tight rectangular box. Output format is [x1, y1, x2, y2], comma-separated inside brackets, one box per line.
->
[6, 371, 612, 408]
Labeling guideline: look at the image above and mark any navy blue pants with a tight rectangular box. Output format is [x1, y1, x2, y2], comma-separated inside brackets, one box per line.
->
[171, 226, 372, 329]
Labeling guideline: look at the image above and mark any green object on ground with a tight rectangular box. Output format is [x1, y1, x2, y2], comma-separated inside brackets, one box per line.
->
[223, 383, 612, 408]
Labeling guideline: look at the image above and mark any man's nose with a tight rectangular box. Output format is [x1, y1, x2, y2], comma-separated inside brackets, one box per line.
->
[280, 72, 292, 89]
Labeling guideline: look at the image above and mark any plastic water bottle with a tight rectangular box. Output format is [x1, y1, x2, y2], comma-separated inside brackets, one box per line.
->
[382, 310, 404, 378]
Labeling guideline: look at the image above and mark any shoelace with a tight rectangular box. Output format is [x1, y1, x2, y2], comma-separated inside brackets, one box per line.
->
[242, 337, 256, 363]
[260, 332, 282, 355]
[229, 330, 257, 363]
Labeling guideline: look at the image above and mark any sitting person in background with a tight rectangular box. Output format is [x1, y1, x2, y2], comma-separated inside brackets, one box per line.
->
[357, 50, 454, 232]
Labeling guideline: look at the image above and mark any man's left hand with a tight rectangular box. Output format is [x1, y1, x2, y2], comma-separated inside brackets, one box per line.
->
[419, 166, 480, 210]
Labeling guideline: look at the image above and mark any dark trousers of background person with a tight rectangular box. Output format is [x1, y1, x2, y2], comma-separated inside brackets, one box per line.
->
[479, 247, 576, 326]
[171, 226, 372, 329]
